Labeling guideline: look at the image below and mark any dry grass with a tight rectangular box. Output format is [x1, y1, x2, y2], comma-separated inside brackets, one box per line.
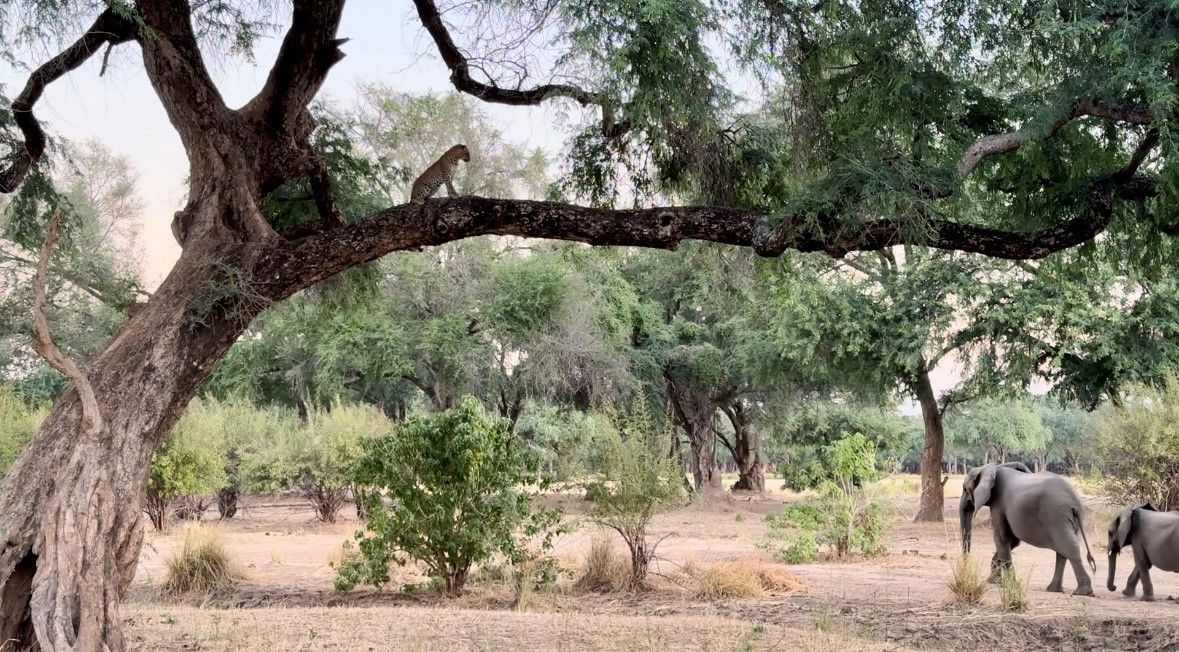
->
[998, 567, 1030, 612]
[945, 555, 987, 605]
[125, 604, 905, 651]
[162, 526, 245, 596]
[573, 537, 630, 593]
[683, 558, 803, 600]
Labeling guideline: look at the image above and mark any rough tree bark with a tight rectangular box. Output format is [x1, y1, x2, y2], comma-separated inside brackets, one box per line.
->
[912, 362, 947, 523]
[665, 381, 722, 494]
[723, 402, 765, 493]
[0, 0, 1160, 648]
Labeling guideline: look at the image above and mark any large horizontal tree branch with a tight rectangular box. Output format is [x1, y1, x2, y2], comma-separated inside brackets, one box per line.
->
[0, 9, 135, 193]
[957, 98, 1153, 178]
[412, 0, 627, 137]
[263, 184, 1146, 299]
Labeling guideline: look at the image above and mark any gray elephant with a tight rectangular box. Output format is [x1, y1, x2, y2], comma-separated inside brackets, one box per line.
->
[960, 462, 1096, 596]
[1106, 503, 1179, 601]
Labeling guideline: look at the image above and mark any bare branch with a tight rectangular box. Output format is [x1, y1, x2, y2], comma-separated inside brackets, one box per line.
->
[0, 9, 135, 193]
[957, 99, 1153, 178]
[412, 0, 627, 137]
[32, 212, 103, 438]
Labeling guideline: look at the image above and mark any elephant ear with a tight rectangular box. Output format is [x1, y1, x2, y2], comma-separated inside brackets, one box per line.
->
[999, 461, 1031, 473]
[1117, 508, 1136, 548]
[972, 465, 999, 508]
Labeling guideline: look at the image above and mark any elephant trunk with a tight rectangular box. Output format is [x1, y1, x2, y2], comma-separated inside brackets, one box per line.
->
[1107, 549, 1118, 592]
[960, 504, 974, 554]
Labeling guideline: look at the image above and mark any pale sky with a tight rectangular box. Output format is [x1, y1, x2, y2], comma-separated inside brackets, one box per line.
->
[0, 0, 569, 288]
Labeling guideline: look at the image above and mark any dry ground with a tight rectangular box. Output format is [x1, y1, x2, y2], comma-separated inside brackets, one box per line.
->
[124, 475, 1179, 651]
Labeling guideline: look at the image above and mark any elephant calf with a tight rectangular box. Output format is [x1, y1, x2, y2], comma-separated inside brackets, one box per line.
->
[1107, 503, 1179, 601]
[960, 462, 1096, 596]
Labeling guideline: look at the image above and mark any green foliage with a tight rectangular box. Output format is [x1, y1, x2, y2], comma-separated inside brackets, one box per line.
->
[513, 404, 601, 479]
[582, 402, 684, 587]
[336, 398, 560, 595]
[946, 399, 1052, 466]
[1095, 380, 1179, 510]
[764, 434, 888, 562]
[0, 385, 44, 477]
[147, 402, 232, 530]
[243, 401, 388, 523]
[773, 403, 912, 490]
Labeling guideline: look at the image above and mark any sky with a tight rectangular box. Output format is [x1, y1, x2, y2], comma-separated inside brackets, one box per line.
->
[1, 0, 570, 288]
[0, 0, 971, 405]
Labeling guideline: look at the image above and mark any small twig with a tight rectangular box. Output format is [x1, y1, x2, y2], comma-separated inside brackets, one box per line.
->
[99, 41, 115, 77]
[33, 210, 103, 437]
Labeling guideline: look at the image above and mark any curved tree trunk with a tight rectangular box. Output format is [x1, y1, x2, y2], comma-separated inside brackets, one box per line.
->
[725, 402, 765, 493]
[912, 365, 947, 522]
[0, 240, 265, 649]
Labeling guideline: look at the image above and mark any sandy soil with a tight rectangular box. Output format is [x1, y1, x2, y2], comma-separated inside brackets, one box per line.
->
[124, 475, 1179, 651]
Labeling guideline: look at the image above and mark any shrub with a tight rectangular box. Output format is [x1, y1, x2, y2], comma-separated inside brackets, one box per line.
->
[0, 387, 45, 478]
[763, 434, 888, 562]
[574, 537, 628, 593]
[998, 567, 1029, 612]
[335, 398, 561, 595]
[162, 526, 244, 596]
[772, 402, 916, 490]
[582, 404, 685, 588]
[1095, 380, 1179, 510]
[684, 559, 802, 599]
[243, 401, 387, 523]
[146, 405, 228, 531]
[945, 555, 987, 605]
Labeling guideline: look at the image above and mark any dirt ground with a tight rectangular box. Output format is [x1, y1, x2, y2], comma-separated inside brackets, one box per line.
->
[125, 475, 1179, 651]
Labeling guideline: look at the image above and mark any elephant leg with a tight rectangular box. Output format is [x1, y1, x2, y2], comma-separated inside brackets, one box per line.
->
[988, 528, 1015, 583]
[1047, 553, 1066, 593]
[1123, 567, 1139, 597]
[1068, 554, 1094, 596]
[1137, 557, 1155, 602]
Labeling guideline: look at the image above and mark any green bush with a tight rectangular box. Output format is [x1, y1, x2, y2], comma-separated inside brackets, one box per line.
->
[772, 403, 910, 491]
[1095, 380, 1179, 510]
[243, 401, 387, 523]
[582, 403, 685, 588]
[335, 398, 561, 595]
[0, 386, 45, 478]
[147, 403, 229, 531]
[763, 434, 888, 562]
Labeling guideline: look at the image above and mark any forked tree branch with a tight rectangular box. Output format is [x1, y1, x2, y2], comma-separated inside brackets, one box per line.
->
[412, 0, 627, 137]
[246, 0, 348, 131]
[0, 9, 135, 193]
[32, 212, 103, 438]
[957, 98, 1153, 178]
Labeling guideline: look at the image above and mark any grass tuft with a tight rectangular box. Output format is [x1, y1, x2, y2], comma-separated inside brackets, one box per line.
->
[574, 537, 629, 593]
[998, 566, 1030, 612]
[163, 525, 245, 596]
[684, 558, 802, 600]
[945, 555, 987, 605]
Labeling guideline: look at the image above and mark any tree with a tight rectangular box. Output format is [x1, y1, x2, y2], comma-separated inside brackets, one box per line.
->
[144, 408, 227, 531]
[583, 403, 685, 587]
[946, 399, 1052, 468]
[0, 0, 1168, 646]
[1094, 380, 1179, 511]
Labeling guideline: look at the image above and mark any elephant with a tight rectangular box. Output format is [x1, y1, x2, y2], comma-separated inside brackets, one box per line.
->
[960, 462, 1096, 596]
[1106, 503, 1179, 601]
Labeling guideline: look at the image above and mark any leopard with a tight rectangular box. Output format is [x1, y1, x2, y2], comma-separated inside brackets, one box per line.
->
[409, 144, 471, 204]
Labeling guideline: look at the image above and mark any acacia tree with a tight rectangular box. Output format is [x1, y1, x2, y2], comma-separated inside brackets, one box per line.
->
[0, 0, 1168, 648]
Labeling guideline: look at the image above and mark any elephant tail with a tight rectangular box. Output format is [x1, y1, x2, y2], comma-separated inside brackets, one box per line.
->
[1075, 507, 1096, 573]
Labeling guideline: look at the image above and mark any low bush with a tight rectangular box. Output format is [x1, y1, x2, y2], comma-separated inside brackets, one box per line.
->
[0, 387, 45, 478]
[684, 559, 801, 600]
[1094, 380, 1179, 510]
[162, 526, 244, 596]
[335, 398, 562, 596]
[763, 434, 888, 562]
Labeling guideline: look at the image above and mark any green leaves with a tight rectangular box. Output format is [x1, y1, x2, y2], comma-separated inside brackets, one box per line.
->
[338, 398, 561, 595]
